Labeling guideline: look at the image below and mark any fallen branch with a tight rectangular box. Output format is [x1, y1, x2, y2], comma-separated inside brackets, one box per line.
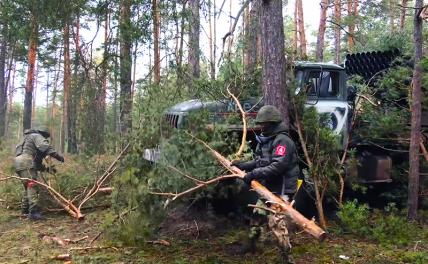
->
[227, 85, 247, 159]
[50, 254, 71, 261]
[0, 173, 83, 219]
[146, 239, 171, 246]
[150, 174, 239, 204]
[68, 246, 120, 251]
[78, 143, 130, 211]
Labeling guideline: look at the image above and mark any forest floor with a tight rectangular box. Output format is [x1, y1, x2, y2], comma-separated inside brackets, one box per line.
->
[0, 205, 427, 264]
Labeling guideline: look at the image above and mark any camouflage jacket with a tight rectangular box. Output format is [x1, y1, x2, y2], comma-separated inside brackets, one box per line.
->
[14, 129, 57, 171]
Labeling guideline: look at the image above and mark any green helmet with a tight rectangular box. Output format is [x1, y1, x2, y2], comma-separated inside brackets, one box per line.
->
[255, 105, 282, 123]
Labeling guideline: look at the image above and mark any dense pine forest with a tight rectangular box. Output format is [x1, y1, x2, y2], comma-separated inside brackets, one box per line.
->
[0, 0, 427, 263]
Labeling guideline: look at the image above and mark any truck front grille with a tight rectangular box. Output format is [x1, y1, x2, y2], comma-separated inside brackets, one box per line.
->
[165, 113, 179, 128]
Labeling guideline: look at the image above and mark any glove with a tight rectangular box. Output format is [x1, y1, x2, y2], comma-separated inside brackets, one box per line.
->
[242, 172, 256, 185]
[47, 166, 57, 174]
[231, 160, 253, 171]
[51, 152, 65, 162]
[231, 160, 244, 170]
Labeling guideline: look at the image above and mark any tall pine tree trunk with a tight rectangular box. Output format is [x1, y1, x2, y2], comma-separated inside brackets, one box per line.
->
[347, 0, 358, 52]
[0, 24, 7, 137]
[63, 22, 72, 153]
[244, 1, 260, 76]
[24, 11, 39, 130]
[119, 0, 132, 135]
[296, 0, 307, 59]
[407, 0, 423, 221]
[316, 0, 328, 61]
[399, 0, 408, 31]
[333, 0, 341, 64]
[260, 0, 289, 129]
[208, 0, 215, 80]
[188, 0, 200, 79]
[152, 0, 161, 84]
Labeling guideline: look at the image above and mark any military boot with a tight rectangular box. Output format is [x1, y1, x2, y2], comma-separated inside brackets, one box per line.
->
[280, 248, 295, 264]
[29, 212, 43, 220]
[239, 236, 257, 254]
[28, 210, 43, 220]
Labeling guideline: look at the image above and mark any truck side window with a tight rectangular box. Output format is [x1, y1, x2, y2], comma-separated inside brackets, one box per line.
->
[306, 70, 339, 98]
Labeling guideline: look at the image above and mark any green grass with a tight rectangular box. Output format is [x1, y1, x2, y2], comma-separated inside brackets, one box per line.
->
[0, 207, 427, 264]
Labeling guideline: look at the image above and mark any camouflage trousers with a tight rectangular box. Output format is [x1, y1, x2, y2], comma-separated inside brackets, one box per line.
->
[249, 199, 292, 256]
[17, 169, 39, 214]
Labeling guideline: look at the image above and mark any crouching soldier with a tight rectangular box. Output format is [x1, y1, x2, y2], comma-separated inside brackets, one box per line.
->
[15, 127, 64, 220]
[232, 105, 300, 264]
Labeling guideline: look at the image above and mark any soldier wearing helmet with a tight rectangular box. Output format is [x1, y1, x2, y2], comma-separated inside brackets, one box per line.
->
[232, 105, 299, 264]
[234, 105, 299, 197]
[15, 127, 64, 220]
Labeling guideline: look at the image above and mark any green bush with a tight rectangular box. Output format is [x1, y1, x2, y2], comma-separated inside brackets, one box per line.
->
[338, 201, 425, 247]
[337, 200, 371, 236]
[371, 204, 419, 246]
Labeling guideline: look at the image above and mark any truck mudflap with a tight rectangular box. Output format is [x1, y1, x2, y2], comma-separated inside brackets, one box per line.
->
[358, 154, 392, 183]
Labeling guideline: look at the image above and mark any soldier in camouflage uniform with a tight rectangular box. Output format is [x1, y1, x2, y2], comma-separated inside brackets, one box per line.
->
[15, 128, 64, 220]
[232, 105, 299, 264]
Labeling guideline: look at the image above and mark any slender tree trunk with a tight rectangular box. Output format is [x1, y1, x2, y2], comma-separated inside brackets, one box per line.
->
[6, 58, 16, 138]
[399, 0, 408, 31]
[213, 0, 217, 78]
[296, 0, 307, 58]
[347, 0, 358, 52]
[316, 0, 328, 61]
[0, 24, 7, 137]
[152, 0, 161, 84]
[293, 0, 298, 58]
[119, 0, 133, 135]
[24, 13, 39, 130]
[32, 64, 37, 123]
[208, 0, 215, 80]
[260, 0, 289, 129]
[333, 0, 341, 64]
[96, 8, 109, 153]
[407, 0, 423, 221]
[244, 1, 260, 76]
[389, 0, 396, 32]
[63, 22, 71, 153]
[188, 0, 200, 79]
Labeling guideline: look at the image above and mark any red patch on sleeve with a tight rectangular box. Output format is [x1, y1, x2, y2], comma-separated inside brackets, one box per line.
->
[27, 180, 36, 188]
[275, 145, 287, 156]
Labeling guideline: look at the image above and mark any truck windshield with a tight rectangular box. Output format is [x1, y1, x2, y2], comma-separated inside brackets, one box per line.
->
[296, 69, 340, 98]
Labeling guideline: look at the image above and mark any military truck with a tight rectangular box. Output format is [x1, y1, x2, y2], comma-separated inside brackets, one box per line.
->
[147, 50, 427, 187]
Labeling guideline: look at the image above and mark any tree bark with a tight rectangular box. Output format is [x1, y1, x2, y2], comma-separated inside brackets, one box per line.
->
[316, 0, 328, 62]
[407, 0, 423, 221]
[24, 11, 39, 130]
[347, 0, 358, 52]
[244, 1, 261, 76]
[0, 24, 7, 137]
[260, 0, 289, 129]
[399, 0, 407, 30]
[333, 0, 341, 64]
[296, 0, 307, 58]
[188, 0, 200, 79]
[119, 0, 133, 135]
[63, 22, 71, 153]
[208, 0, 215, 80]
[389, 0, 396, 32]
[152, 0, 161, 84]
